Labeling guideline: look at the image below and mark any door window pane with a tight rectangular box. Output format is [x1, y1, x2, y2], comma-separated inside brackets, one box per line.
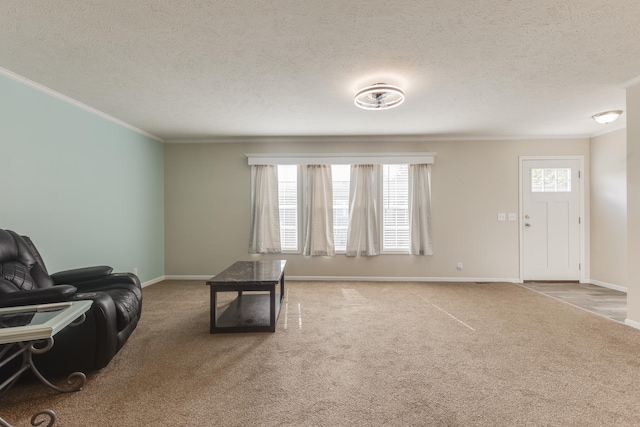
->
[531, 168, 571, 192]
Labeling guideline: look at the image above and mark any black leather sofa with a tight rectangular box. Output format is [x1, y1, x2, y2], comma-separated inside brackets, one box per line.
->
[0, 229, 142, 376]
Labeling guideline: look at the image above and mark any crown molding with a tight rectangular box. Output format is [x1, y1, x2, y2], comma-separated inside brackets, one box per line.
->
[588, 121, 626, 138]
[621, 74, 640, 89]
[165, 133, 595, 144]
[2, 65, 622, 144]
[0, 67, 164, 143]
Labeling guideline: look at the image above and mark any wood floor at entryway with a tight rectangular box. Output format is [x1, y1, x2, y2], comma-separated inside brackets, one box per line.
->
[518, 282, 627, 323]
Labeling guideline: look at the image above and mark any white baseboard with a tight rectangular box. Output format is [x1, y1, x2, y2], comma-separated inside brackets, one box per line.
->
[138, 274, 640, 332]
[159, 275, 519, 283]
[274, 276, 520, 283]
[163, 275, 212, 281]
[624, 318, 640, 330]
[154, 276, 632, 288]
[141, 276, 167, 287]
[589, 279, 627, 293]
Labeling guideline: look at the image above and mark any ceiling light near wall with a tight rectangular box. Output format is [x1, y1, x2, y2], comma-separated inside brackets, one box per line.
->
[354, 83, 405, 110]
[592, 110, 623, 124]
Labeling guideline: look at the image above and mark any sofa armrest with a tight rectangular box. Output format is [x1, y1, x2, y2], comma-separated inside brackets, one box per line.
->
[0, 285, 77, 307]
[66, 273, 141, 292]
[51, 266, 113, 285]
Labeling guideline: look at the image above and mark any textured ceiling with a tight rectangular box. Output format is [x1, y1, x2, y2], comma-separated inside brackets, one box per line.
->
[0, 0, 638, 141]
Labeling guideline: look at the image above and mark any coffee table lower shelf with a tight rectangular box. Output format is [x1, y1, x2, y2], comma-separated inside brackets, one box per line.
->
[214, 293, 282, 333]
[207, 260, 286, 334]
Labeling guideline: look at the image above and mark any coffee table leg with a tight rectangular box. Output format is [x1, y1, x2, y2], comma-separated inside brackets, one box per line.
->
[269, 288, 276, 332]
[280, 273, 285, 304]
[210, 287, 218, 333]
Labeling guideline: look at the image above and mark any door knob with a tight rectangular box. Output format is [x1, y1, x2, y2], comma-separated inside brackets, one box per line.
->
[525, 223, 531, 228]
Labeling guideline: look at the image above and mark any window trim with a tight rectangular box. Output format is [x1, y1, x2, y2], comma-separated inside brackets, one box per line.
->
[247, 152, 436, 166]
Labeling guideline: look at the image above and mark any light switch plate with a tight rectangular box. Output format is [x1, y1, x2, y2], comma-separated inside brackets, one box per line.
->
[498, 213, 506, 221]
[508, 213, 517, 221]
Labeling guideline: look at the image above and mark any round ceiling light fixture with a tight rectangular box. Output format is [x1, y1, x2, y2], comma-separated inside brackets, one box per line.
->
[354, 83, 405, 110]
[592, 110, 623, 124]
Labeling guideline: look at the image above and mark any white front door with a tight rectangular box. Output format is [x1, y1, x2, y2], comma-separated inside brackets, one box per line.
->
[521, 158, 582, 281]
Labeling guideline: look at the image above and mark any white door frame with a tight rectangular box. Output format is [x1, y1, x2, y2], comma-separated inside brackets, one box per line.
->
[518, 156, 586, 283]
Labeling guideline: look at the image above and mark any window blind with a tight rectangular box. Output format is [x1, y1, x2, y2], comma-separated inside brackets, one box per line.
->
[331, 165, 350, 252]
[277, 165, 298, 251]
[383, 164, 410, 251]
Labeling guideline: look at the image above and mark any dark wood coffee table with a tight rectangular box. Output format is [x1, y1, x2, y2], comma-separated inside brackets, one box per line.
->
[205, 260, 286, 333]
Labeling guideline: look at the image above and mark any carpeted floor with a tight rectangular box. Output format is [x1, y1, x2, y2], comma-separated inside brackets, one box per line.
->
[1, 280, 640, 426]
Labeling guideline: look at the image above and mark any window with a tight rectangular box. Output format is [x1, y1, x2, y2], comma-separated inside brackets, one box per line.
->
[531, 168, 571, 192]
[251, 151, 435, 256]
[277, 165, 298, 251]
[277, 164, 412, 253]
[332, 165, 350, 252]
[383, 165, 410, 251]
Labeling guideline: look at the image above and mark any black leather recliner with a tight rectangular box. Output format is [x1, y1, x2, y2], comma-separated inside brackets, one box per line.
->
[0, 229, 142, 376]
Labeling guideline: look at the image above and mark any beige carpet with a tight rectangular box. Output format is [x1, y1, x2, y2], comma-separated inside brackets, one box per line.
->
[1, 280, 640, 426]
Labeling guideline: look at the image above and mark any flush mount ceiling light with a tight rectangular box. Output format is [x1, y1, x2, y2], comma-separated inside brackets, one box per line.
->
[592, 110, 623, 124]
[354, 83, 405, 110]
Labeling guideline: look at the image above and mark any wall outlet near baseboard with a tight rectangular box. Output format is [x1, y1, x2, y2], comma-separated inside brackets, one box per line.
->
[133, 267, 139, 275]
[457, 262, 463, 270]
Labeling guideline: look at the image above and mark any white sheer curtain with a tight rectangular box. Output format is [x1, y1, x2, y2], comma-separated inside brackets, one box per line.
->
[248, 165, 281, 254]
[408, 164, 433, 255]
[302, 165, 335, 256]
[346, 164, 381, 256]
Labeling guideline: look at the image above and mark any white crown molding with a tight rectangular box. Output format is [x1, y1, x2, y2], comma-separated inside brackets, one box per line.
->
[3, 64, 620, 145]
[621, 74, 640, 89]
[0, 67, 164, 143]
[589, 123, 627, 138]
[165, 133, 594, 144]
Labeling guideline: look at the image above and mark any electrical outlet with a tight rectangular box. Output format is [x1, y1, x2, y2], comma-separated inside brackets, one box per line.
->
[457, 262, 463, 270]
[133, 267, 139, 275]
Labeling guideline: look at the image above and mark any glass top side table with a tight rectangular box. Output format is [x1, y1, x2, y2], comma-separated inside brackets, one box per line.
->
[0, 300, 93, 427]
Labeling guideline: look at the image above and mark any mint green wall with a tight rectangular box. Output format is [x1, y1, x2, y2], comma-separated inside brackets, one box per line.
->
[0, 74, 164, 283]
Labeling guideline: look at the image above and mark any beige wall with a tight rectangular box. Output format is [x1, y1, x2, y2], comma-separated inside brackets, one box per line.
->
[165, 138, 589, 280]
[627, 85, 640, 324]
[590, 129, 627, 289]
